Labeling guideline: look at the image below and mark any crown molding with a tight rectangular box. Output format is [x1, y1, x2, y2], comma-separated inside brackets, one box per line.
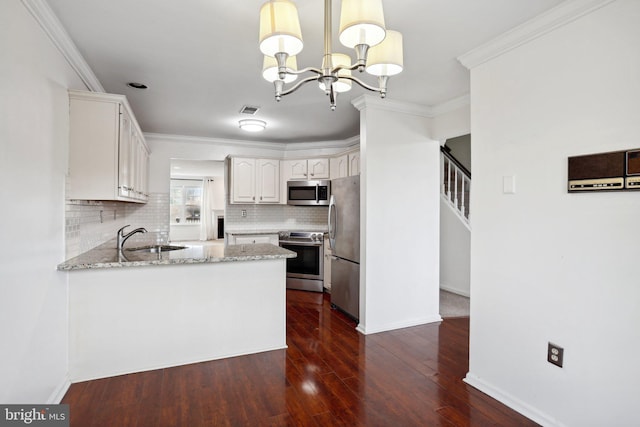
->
[144, 132, 359, 152]
[144, 133, 288, 152]
[283, 135, 360, 152]
[458, 0, 616, 69]
[352, 95, 434, 117]
[430, 94, 471, 116]
[352, 94, 470, 118]
[21, 0, 104, 92]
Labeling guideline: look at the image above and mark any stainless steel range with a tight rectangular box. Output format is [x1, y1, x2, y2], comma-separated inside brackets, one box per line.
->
[278, 231, 325, 292]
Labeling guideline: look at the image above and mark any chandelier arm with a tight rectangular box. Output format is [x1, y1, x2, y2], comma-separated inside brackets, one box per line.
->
[278, 75, 321, 97]
[332, 63, 362, 74]
[284, 67, 323, 76]
[341, 75, 383, 93]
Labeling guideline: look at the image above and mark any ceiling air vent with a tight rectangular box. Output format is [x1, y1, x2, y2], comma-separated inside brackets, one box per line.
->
[239, 105, 260, 115]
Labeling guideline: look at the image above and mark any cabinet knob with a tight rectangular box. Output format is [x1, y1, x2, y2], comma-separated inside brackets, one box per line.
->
[253, 196, 255, 200]
[260, 196, 263, 200]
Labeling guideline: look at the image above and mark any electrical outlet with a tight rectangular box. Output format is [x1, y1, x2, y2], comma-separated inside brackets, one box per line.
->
[547, 342, 564, 368]
[241, 209, 247, 217]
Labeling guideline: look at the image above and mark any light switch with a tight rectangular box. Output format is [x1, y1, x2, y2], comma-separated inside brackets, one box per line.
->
[503, 176, 516, 194]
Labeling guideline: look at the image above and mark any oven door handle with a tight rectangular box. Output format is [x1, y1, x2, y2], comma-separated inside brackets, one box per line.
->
[279, 240, 323, 247]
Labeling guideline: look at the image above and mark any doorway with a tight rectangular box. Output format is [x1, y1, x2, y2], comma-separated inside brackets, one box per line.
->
[169, 159, 225, 243]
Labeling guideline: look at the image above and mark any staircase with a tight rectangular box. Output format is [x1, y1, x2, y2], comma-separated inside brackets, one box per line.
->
[441, 148, 470, 228]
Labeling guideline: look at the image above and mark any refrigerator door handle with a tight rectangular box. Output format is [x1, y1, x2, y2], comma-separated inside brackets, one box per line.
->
[328, 195, 337, 250]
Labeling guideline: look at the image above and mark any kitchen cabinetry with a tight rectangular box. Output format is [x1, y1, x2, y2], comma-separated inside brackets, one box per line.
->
[281, 158, 330, 204]
[330, 150, 360, 179]
[330, 154, 349, 179]
[283, 158, 330, 180]
[68, 90, 149, 203]
[230, 157, 280, 204]
[228, 233, 279, 245]
[348, 152, 360, 176]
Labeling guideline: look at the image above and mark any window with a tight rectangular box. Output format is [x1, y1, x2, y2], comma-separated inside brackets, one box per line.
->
[170, 179, 202, 224]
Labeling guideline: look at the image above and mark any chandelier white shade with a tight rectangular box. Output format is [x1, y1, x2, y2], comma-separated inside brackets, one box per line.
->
[258, 0, 404, 110]
[263, 55, 298, 83]
[366, 30, 403, 76]
[238, 119, 267, 132]
[319, 53, 352, 93]
[338, 0, 386, 48]
[259, 0, 303, 57]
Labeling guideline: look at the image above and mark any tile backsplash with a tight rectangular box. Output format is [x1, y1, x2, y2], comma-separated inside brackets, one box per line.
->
[225, 203, 328, 231]
[65, 193, 170, 259]
[65, 194, 328, 259]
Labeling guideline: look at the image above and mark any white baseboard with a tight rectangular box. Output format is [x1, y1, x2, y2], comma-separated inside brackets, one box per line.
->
[47, 376, 71, 404]
[464, 373, 565, 427]
[440, 284, 470, 298]
[70, 344, 288, 383]
[356, 314, 442, 335]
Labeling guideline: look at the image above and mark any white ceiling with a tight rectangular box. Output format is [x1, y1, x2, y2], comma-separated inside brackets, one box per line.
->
[46, 0, 565, 144]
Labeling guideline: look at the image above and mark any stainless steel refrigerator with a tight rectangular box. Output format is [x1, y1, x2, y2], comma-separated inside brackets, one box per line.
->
[328, 175, 360, 321]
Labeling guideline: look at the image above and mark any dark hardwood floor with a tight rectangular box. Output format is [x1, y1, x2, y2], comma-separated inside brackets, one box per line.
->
[62, 290, 538, 426]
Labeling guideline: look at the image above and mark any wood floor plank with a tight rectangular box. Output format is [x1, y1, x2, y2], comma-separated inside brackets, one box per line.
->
[62, 289, 539, 426]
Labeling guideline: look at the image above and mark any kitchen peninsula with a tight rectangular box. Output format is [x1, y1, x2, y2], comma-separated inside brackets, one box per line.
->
[58, 241, 295, 382]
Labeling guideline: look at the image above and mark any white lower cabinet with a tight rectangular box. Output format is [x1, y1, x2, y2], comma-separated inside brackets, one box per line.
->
[229, 233, 279, 245]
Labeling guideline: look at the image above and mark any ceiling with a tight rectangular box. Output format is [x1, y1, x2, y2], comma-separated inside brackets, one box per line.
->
[46, 0, 565, 144]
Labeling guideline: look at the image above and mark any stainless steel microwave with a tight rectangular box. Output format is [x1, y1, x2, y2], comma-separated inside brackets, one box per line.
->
[287, 180, 331, 206]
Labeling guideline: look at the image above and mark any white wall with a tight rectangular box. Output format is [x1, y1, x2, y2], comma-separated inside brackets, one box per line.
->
[0, 0, 84, 403]
[147, 136, 287, 194]
[431, 103, 471, 144]
[439, 198, 471, 297]
[147, 135, 355, 195]
[466, 1, 640, 426]
[355, 97, 441, 334]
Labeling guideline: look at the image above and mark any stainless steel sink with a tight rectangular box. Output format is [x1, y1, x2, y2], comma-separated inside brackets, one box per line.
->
[126, 245, 187, 253]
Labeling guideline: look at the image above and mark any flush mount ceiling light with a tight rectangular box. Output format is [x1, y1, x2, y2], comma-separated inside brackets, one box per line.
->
[239, 119, 267, 132]
[259, 0, 403, 111]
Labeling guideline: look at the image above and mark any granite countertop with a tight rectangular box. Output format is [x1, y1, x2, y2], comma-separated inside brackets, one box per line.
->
[225, 226, 328, 235]
[58, 240, 296, 271]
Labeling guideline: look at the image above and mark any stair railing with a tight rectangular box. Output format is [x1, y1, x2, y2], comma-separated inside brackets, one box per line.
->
[441, 147, 471, 227]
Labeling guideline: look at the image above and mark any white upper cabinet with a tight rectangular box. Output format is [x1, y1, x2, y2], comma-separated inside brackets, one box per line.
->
[256, 158, 280, 203]
[348, 151, 360, 176]
[330, 154, 349, 179]
[282, 158, 330, 180]
[284, 159, 308, 180]
[231, 158, 256, 203]
[230, 157, 280, 204]
[307, 158, 330, 179]
[67, 90, 149, 203]
[330, 151, 359, 179]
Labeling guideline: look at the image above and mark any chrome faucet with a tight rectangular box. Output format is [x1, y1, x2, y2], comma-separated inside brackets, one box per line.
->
[117, 225, 147, 251]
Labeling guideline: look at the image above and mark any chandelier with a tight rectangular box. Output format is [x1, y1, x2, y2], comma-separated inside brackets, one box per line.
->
[259, 0, 403, 111]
